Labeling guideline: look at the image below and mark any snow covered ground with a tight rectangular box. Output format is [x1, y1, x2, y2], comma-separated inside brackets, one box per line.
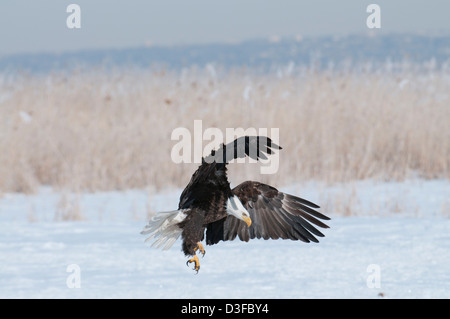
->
[0, 179, 449, 298]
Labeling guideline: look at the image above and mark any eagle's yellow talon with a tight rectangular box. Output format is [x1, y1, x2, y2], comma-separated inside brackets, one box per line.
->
[186, 255, 200, 273]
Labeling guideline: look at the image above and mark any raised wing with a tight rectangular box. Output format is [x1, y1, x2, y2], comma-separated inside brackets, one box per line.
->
[179, 136, 281, 210]
[203, 136, 281, 165]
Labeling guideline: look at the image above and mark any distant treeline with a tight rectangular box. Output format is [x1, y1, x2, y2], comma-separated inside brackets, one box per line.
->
[1, 33, 450, 74]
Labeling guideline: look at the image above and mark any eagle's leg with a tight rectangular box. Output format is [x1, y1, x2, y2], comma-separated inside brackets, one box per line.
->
[195, 242, 206, 257]
[186, 242, 205, 273]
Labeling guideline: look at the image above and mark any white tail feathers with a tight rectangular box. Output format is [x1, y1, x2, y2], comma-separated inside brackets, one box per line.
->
[140, 209, 187, 250]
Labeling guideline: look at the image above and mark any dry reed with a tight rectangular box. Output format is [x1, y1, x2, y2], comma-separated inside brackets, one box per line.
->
[1, 66, 449, 193]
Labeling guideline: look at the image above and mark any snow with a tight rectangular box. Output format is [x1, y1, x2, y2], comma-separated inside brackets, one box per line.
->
[0, 179, 449, 298]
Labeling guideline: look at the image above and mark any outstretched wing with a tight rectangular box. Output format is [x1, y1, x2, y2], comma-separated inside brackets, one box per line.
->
[205, 181, 330, 245]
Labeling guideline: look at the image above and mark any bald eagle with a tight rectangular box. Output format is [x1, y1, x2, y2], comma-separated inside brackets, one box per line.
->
[141, 136, 330, 272]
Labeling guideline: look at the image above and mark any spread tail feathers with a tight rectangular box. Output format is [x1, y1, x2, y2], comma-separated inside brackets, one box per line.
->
[140, 209, 188, 250]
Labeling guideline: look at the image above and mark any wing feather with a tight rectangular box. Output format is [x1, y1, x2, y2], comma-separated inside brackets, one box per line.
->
[205, 181, 330, 245]
[204, 136, 281, 164]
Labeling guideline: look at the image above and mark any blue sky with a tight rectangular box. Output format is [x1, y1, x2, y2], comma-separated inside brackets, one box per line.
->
[0, 0, 449, 56]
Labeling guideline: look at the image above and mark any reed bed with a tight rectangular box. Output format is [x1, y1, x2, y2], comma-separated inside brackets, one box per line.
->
[1, 65, 449, 193]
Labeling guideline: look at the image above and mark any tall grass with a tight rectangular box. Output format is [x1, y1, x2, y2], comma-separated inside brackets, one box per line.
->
[1, 66, 449, 193]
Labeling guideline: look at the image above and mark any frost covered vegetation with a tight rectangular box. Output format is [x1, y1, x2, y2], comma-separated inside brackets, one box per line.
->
[1, 66, 449, 193]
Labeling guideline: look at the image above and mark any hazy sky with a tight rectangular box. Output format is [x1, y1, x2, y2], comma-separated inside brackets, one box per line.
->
[1, 0, 449, 56]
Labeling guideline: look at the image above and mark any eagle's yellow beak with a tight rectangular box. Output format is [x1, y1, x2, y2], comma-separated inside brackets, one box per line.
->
[242, 215, 252, 227]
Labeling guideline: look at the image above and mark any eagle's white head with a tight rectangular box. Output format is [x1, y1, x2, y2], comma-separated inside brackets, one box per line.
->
[226, 195, 252, 227]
